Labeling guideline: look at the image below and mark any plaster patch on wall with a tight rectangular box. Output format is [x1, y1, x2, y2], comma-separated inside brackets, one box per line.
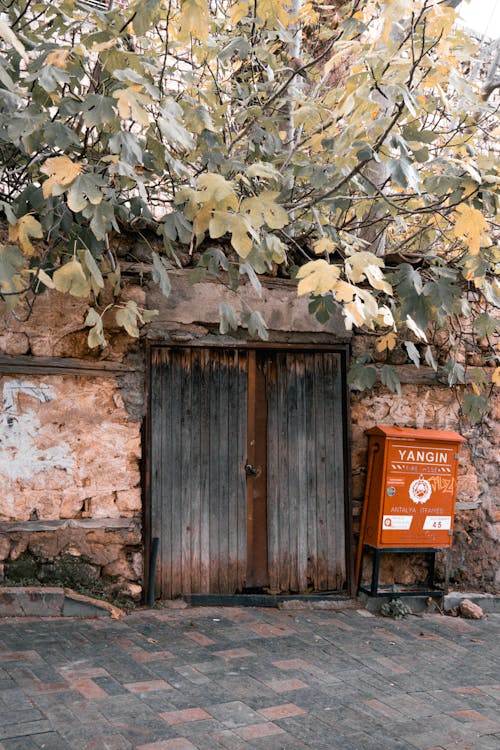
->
[0, 379, 75, 482]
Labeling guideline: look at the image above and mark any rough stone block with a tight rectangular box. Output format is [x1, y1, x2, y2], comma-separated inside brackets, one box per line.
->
[459, 599, 484, 619]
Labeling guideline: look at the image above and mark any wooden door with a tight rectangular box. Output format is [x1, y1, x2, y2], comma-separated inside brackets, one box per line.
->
[150, 347, 248, 599]
[265, 351, 347, 593]
[150, 347, 348, 599]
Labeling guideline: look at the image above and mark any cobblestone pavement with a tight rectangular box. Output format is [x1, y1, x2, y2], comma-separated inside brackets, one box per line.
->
[0, 605, 499, 750]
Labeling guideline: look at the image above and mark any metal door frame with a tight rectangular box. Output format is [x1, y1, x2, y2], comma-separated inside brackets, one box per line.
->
[144, 340, 354, 601]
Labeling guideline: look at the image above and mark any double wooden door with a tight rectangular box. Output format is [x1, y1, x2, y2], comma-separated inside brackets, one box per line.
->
[150, 346, 349, 599]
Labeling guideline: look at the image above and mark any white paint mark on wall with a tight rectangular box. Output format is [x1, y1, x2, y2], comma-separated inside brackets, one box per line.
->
[0, 379, 76, 481]
[3, 380, 55, 413]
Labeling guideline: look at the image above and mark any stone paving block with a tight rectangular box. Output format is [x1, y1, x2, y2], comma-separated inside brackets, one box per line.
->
[82, 737, 132, 750]
[1, 740, 39, 750]
[258, 703, 306, 720]
[209, 729, 253, 749]
[184, 632, 216, 647]
[235, 722, 285, 740]
[160, 708, 213, 725]
[123, 679, 173, 693]
[0, 609, 498, 749]
[0, 721, 52, 741]
[205, 701, 263, 729]
[264, 677, 310, 693]
[31, 732, 73, 749]
[139, 740, 199, 749]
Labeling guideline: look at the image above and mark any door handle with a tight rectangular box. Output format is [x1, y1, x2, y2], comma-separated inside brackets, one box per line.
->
[245, 463, 258, 477]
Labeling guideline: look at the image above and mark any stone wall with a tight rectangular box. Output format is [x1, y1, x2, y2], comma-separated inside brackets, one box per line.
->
[0, 272, 498, 599]
[0, 374, 143, 600]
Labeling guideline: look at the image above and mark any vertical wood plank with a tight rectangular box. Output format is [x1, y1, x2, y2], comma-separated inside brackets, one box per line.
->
[286, 354, 299, 592]
[237, 351, 248, 591]
[170, 350, 183, 598]
[227, 349, 238, 591]
[314, 353, 329, 591]
[208, 352, 219, 592]
[330, 353, 346, 588]
[190, 348, 202, 593]
[278, 354, 290, 592]
[218, 351, 230, 593]
[246, 350, 256, 586]
[304, 354, 318, 589]
[150, 349, 164, 596]
[199, 348, 211, 593]
[265, 355, 280, 593]
[180, 349, 192, 594]
[295, 353, 308, 592]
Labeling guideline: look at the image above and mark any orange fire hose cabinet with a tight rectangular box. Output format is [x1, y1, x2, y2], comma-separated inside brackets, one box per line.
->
[355, 426, 466, 596]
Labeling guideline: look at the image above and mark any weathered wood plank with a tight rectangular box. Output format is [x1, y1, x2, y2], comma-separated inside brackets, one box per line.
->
[331, 353, 347, 588]
[278, 354, 291, 592]
[227, 350, 239, 591]
[150, 348, 164, 596]
[189, 348, 202, 593]
[0, 353, 131, 376]
[180, 348, 193, 594]
[199, 348, 211, 593]
[237, 351, 248, 591]
[295, 354, 308, 592]
[304, 355, 318, 589]
[314, 353, 328, 591]
[208, 352, 221, 592]
[265, 356, 280, 593]
[0, 518, 140, 531]
[169, 349, 183, 599]
[218, 351, 230, 593]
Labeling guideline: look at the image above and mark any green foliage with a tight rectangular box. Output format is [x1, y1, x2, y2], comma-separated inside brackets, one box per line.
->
[0, 0, 498, 409]
[380, 597, 412, 619]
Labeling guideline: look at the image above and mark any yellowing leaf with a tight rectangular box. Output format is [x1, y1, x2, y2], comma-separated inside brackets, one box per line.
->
[229, 0, 250, 24]
[376, 305, 395, 328]
[298, 1, 320, 25]
[344, 298, 365, 328]
[85, 308, 107, 348]
[492, 367, 500, 387]
[344, 289, 379, 330]
[253, 0, 289, 27]
[364, 265, 392, 295]
[113, 85, 151, 126]
[23, 267, 55, 290]
[425, 4, 455, 51]
[0, 244, 26, 306]
[452, 205, 490, 256]
[345, 251, 384, 283]
[240, 192, 289, 230]
[332, 280, 356, 302]
[8, 215, 43, 256]
[52, 259, 90, 297]
[246, 162, 281, 182]
[40, 156, 82, 198]
[377, 332, 397, 352]
[405, 315, 427, 342]
[313, 237, 336, 255]
[208, 211, 255, 258]
[90, 38, 117, 54]
[46, 50, 70, 68]
[196, 173, 235, 204]
[116, 300, 140, 337]
[0, 20, 29, 65]
[296, 259, 340, 296]
[178, 0, 210, 41]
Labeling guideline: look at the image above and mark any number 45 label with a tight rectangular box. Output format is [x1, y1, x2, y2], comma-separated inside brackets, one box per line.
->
[423, 516, 452, 530]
